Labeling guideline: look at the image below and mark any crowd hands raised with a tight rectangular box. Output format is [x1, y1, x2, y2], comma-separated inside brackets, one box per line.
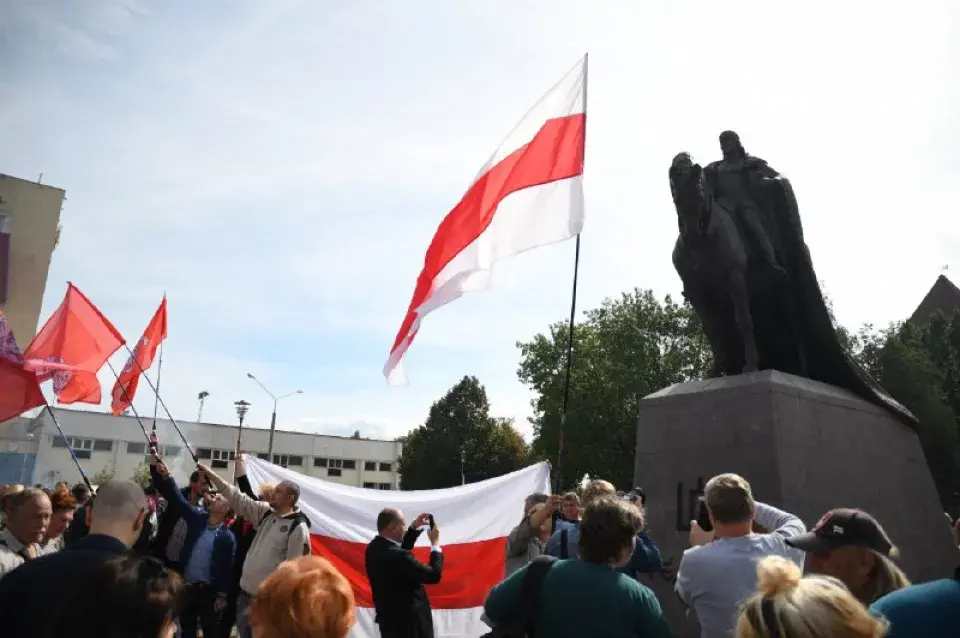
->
[484, 473, 960, 638]
[0, 453, 958, 638]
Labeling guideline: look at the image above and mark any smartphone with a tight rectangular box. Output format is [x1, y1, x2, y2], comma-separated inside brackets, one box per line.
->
[427, 514, 435, 529]
[695, 496, 713, 532]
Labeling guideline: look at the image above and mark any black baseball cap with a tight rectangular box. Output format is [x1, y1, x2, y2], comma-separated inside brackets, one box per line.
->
[786, 508, 896, 557]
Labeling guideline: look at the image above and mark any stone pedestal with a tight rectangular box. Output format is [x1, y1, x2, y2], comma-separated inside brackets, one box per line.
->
[634, 370, 958, 638]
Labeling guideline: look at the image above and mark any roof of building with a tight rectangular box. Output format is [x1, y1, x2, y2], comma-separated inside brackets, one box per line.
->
[48, 407, 399, 444]
[909, 274, 960, 326]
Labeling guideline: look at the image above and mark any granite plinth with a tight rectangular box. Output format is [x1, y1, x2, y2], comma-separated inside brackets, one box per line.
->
[634, 370, 958, 638]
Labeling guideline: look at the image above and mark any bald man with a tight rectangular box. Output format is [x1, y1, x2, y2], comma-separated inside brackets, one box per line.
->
[0, 480, 148, 638]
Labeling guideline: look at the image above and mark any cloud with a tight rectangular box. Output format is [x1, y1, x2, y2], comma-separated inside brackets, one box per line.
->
[2, 0, 958, 445]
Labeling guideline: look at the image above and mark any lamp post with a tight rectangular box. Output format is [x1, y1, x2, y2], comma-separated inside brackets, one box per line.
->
[247, 373, 303, 459]
[234, 400, 251, 449]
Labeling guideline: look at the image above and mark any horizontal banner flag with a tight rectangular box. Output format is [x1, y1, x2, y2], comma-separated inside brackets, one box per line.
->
[244, 456, 551, 638]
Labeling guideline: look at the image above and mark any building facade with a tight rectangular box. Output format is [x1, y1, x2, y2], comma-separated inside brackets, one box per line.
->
[1, 408, 402, 490]
[0, 173, 64, 348]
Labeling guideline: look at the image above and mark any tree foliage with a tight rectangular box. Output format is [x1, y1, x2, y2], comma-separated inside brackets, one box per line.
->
[517, 289, 710, 490]
[89, 467, 115, 486]
[846, 313, 960, 514]
[398, 376, 530, 489]
[131, 462, 151, 489]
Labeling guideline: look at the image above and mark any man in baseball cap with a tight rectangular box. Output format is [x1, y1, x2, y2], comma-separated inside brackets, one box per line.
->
[786, 508, 910, 604]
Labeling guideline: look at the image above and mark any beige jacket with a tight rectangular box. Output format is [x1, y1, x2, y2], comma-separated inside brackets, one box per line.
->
[504, 516, 545, 577]
[217, 482, 311, 595]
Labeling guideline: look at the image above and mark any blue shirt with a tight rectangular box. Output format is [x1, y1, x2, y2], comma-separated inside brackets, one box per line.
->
[869, 575, 960, 638]
[184, 524, 221, 584]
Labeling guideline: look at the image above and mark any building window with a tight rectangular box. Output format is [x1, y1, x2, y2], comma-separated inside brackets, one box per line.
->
[342, 460, 356, 470]
[288, 455, 303, 466]
[229, 450, 236, 461]
[197, 448, 213, 460]
[379, 463, 392, 472]
[75, 450, 91, 460]
[164, 445, 182, 458]
[378, 483, 392, 490]
[212, 460, 229, 470]
[327, 468, 342, 477]
[329, 459, 343, 469]
[127, 442, 146, 455]
[92, 439, 112, 452]
[313, 457, 328, 467]
[257, 453, 269, 460]
[363, 482, 376, 488]
[273, 454, 290, 467]
[53, 437, 94, 450]
[212, 449, 231, 461]
[364, 461, 376, 471]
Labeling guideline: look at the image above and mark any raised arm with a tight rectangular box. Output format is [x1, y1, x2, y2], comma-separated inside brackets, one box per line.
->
[150, 456, 201, 523]
[199, 457, 270, 524]
[754, 502, 806, 540]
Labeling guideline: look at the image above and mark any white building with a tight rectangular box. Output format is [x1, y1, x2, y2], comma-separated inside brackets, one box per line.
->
[1, 408, 402, 490]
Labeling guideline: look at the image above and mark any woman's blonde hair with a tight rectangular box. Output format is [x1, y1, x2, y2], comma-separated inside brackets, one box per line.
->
[258, 483, 276, 501]
[249, 556, 355, 638]
[736, 555, 887, 638]
[860, 553, 910, 606]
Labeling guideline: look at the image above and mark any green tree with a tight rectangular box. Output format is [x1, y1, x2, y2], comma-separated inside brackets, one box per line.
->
[90, 467, 115, 486]
[517, 289, 710, 490]
[846, 319, 960, 514]
[131, 462, 152, 489]
[398, 376, 530, 489]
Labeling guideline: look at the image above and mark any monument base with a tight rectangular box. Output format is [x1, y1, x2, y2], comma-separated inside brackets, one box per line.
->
[634, 370, 958, 638]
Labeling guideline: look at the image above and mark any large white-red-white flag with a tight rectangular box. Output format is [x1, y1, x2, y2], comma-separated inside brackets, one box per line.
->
[384, 56, 588, 384]
[244, 456, 551, 638]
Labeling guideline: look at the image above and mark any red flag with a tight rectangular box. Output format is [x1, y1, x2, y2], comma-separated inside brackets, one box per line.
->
[111, 296, 167, 415]
[0, 310, 46, 423]
[23, 282, 125, 405]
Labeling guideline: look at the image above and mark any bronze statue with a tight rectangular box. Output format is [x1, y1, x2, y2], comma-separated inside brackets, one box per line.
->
[670, 131, 915, 425]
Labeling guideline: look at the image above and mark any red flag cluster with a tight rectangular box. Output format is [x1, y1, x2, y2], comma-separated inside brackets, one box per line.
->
[0, 283, 168, 424]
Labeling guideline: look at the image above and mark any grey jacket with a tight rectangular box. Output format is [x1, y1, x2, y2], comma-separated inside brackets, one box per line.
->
[504, 515, 546, 577]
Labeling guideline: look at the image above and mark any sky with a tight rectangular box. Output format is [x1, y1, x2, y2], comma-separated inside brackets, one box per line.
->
[1, 0, 958, 443]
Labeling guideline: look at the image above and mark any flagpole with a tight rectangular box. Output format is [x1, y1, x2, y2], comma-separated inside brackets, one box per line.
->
[44, 405, 93, 491]
[151, 339, 163, 432]
[554, 52, 588, 494]
[106, 361, 152, 444]
[122, 343, 198, 463]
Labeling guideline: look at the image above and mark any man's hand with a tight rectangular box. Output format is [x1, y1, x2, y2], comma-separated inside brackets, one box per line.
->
[155, 458, 170, 478]
[689, 520, 715, 547]
[214, 594, 227, 612]
[427, 523, 440, 546]
[412, 513, 431, 529]
[196, 464, 214, 479]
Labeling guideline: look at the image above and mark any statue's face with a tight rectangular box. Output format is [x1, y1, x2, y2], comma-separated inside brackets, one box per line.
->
[673, 153, 692, 173]
[720, 133, 740, 157]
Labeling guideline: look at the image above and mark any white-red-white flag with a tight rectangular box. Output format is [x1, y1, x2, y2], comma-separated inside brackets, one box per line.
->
[384, 56, 588, 385]
[244, 456, 552, 638]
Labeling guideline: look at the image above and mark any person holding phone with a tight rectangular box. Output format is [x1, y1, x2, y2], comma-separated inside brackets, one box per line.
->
[365, 509, 442, 638]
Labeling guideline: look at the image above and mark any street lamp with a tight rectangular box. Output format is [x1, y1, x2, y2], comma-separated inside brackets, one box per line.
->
[247, 373, 303, 459]
[234, 400, 251, 449]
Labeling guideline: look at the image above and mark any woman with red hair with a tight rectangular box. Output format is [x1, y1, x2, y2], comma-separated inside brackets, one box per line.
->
[249, 555, 355, 638]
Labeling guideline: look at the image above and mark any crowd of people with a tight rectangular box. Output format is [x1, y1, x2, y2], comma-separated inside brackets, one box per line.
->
[0, 454, 959, 637]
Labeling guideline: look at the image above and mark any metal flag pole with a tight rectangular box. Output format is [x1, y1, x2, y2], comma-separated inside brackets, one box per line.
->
[151, 339, 164, 432]
[44, 404, 93, 491]
[121, 343, 198, 463]
[106, 360, 152, 444]
[554, 52, 588, 494]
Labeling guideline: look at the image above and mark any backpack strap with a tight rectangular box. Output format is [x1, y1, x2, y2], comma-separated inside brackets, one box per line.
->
[518, 555, 557, 637]
[559, 529, 569, 560]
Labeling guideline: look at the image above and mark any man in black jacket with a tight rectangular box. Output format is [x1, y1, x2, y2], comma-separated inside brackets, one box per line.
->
[365, 509, 443, 638]
[152, 468, 206, 570]
[0, 480, 148, 638]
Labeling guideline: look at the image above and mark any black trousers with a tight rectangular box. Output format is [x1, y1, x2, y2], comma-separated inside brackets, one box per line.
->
[179, 583, 222, 638]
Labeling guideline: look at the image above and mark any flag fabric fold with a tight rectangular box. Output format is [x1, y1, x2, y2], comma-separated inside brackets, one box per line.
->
[111, 296, 168, 415]
[384, 55, 588, 385]
[244, 457, 551, 638]
[0, 311, 46, 423]
[23, 282, 125, 405]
